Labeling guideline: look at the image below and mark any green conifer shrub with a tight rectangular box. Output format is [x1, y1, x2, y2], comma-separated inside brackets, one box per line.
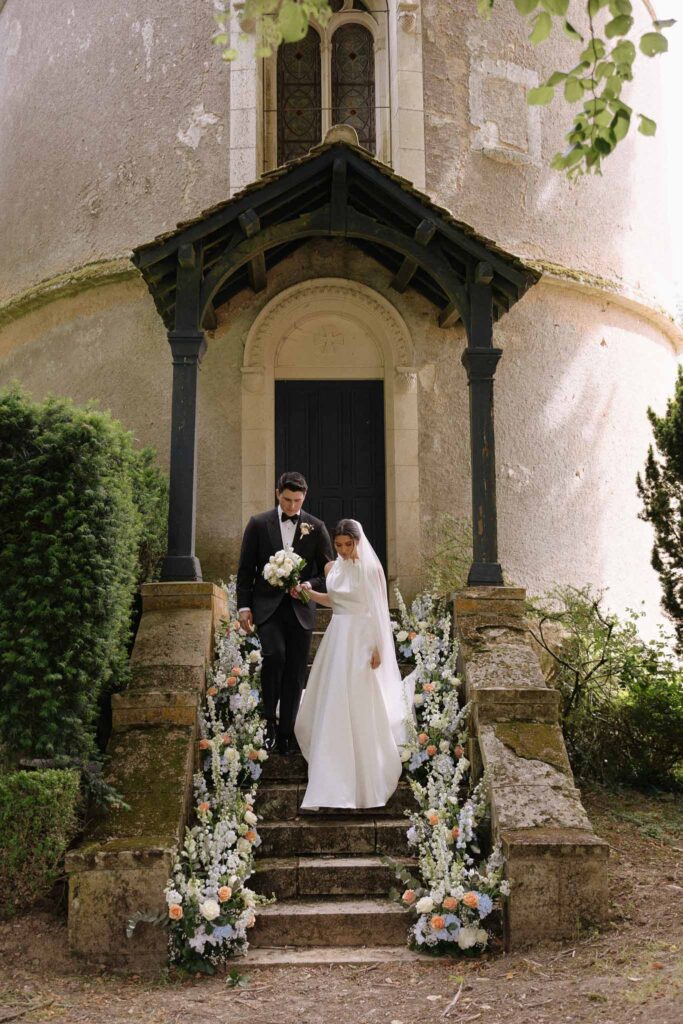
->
[0, 387, 167, 761]
[0, 769, 80, 917]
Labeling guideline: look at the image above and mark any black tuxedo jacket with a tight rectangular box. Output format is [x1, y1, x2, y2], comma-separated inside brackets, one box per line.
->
[236, 508, 335, 629]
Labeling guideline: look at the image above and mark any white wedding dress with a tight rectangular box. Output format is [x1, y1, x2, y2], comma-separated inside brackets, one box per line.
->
[294, 526, 414, 810]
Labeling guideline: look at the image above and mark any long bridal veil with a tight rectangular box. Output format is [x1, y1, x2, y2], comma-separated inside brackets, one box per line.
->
[353, 521, 414, 745]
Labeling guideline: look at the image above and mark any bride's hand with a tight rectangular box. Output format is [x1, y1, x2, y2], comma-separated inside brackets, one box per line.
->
[370, 648, 381, 670]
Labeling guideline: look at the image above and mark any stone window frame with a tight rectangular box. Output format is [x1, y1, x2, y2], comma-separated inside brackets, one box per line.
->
[262, 1, 391, 171]
[228, 0, 427, 195]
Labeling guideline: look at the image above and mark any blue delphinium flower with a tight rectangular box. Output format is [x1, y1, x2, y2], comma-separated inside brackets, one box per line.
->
[476, 893, 494, 918]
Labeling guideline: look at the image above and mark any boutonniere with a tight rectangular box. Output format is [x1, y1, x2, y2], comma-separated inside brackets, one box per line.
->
[300, 522, 314, 537]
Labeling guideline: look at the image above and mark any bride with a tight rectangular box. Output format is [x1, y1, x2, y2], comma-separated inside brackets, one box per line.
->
[294, 519, 413, 810]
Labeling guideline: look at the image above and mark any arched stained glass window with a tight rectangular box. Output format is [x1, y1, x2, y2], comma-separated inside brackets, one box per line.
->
[331, 23, 376, 154]
[277, 27, 322, 165]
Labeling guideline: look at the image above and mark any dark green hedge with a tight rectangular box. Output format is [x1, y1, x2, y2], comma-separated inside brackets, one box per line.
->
[0, 769, 80, 917]
[0, 387, 167, 761]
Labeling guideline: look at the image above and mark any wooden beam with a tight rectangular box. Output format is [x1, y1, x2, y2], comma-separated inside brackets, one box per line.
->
[390, 218, 437, 292]
[238, 209, 261, 238]
[330, 157, 347, 235]
[248, 252, 267, 293]
[438, 301, 461, 328]
[202, 304, 217, 331]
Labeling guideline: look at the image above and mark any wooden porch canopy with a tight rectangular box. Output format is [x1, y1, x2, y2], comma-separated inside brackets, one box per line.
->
[132, 134, 540, 585]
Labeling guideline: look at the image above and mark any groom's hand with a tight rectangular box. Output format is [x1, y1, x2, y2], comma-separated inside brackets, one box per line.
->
[239, 609, 254, 633]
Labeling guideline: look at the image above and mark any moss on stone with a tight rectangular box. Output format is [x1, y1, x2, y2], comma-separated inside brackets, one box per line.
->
[494, 722, 570, 774]
[0, 258, 137, 327]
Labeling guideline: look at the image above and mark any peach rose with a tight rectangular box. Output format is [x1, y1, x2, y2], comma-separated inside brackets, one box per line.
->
[199, 738, 211, 750]
[206, 686, 218, 697]
[221, 734, 232, 745]
[418, 732, 429, 745]
[431, 915, 446, 931]
[168, 904, 183, 920]
[402, 889, 416, 904]
[463, 892, 479, 909]
[227, 676, 238, 687]
[422, 683, 434, 693]
[231, 666, 242, 676]
[426, 745, 437, 757]
[443, 896, 459, 911]
[454, 744, 464, 758]
[218, 886, 233, 902]
[451, 826, 460, 839]
[246, 912, 256, 928]
[198, 801, 210, 814]
[231, 620, 240, 630]
[247, 749, 259, 761]
[244, 829, 257, 843]
[428, 813, 439, 826]
[245, 803, 254, 812]
[408, 631, 417, 640]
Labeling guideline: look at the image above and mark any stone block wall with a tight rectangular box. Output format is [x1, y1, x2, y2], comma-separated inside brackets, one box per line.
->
[65, 582, 227, 968]
[453, 586, 609, 948]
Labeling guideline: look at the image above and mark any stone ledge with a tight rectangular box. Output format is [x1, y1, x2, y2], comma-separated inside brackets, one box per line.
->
[472, 686, 560, 725]
[111, 690, 200, 728]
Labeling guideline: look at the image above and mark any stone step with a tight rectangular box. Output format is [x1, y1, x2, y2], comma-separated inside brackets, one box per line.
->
[250, 898, 409, 948]
[253, 855, 416, 899]
[243, 945, 423, 966]
[315, 607, 332, 629]
[258, 818, 409, 857]
[258, 782, 414, 820]
[309, 630, 325, 657]
[260, 751, 308, 782]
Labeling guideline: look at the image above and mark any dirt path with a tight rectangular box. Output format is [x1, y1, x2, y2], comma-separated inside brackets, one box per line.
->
[1, 787, 681, 1024]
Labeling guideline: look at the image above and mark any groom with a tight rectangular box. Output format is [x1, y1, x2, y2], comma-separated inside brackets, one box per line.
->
[236, 471, 334, 755]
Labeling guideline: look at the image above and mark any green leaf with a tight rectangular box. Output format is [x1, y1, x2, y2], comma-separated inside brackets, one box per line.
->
[653, 19, 676, 30]
[530, 11, 553, 43]
[513, 0, 539, 13]
[640, 32, 668, 57]
[546, 71, 567, 86]
[612, 109, 631, 141]
[611, 39, 636, 65]
[638, 114, 657, 136]
[588, 0, 608, 16]
[563, 20, 583, 41]
[527, 84, 555, 104]
[564, 76, 584, 102]
[477, 0, 494, 17]
[541, 0, 568, 14]
[212, 32, 229, 46]
[605, 15, 633, 37]
[581, 38, 606, 63]
[278, 0, 308, 42]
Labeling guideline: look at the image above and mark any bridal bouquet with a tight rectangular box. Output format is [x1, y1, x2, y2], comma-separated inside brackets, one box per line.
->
[263, 546, 310, 602]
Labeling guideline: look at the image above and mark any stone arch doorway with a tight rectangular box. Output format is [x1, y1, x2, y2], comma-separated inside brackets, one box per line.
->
[241, 277, 420, 593]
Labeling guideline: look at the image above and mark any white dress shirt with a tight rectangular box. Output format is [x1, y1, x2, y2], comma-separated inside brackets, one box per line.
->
[239, 509, 299, 612]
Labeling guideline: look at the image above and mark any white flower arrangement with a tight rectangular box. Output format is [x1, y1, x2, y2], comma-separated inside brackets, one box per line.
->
[263, 546, 310, 601]
[389, 588, 508, 955]
[299, 522, 313, 537]
[164, 578, 270, 972]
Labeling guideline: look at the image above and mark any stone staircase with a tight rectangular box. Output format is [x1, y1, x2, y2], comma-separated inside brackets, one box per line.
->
[248, 607, 417, 962]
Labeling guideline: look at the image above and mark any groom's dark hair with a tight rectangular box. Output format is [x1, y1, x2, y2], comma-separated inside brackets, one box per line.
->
[276, 471, 308, 493]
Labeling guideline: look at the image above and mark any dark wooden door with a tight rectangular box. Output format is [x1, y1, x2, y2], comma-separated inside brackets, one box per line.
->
[275, 380, 387, 567]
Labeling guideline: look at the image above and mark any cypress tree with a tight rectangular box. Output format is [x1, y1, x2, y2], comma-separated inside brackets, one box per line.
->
[637, 366, 683, 652]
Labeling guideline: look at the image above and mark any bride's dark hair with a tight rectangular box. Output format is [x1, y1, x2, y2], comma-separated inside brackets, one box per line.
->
[333, 518, 361, 541]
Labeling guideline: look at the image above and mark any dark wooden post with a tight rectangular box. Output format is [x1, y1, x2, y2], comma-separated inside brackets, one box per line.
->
[461, 260, 504, 586]
[161, 243, 207, 582]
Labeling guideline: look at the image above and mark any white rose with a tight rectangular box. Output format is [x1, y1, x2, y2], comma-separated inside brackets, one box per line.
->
[396, 630, 409, 642]
[415, 896, 434, 914]
[413, 694, 424, 706]
[417, 620, 428, 629]
[283, 560, 294, 574]
[237, 838, 251, 855]
[475, 928, 489, 946]
[239, 682, 251, 695]
[457, 927, 478, 949]
[439, 740, 450, 753]
[276, 551, 285, 565]
[400, 747, 411, 762]
[257, 748, 268, 761]
[200, 899, 221, 921]
[248, 651, 261, 663]
[244, 810, 258, 826]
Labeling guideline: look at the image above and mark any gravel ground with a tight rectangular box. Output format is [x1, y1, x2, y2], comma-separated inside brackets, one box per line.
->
[1, 786, 681, 1024]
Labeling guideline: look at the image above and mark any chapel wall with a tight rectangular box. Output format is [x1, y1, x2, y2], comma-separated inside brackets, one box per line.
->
[421, 0, 677, 316]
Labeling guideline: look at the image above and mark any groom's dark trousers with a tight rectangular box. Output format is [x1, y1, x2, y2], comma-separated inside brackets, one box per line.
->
[236, 508, 334, 740]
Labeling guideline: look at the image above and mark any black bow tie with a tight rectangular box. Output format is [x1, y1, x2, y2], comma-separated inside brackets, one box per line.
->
[281, 513, 299, 524]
